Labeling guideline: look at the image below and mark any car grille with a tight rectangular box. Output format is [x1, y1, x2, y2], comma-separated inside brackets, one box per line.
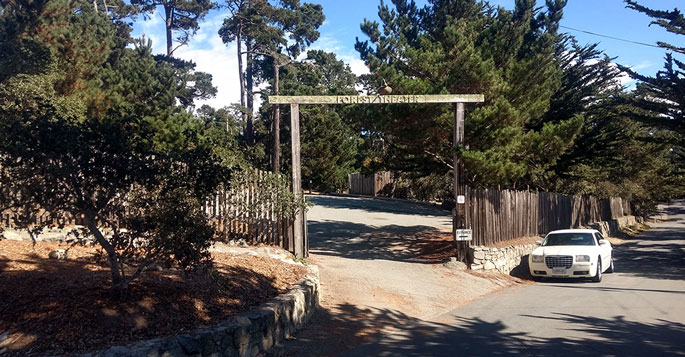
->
[545, 255, 573, 269]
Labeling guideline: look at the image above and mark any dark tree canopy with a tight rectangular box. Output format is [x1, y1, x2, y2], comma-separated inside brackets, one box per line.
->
[269, 50, 360, 192]
[0, 0, 229, 298]
[219, 0, 324, 147]
[355, 0, 575, 190]
[621, 0, 685, 193]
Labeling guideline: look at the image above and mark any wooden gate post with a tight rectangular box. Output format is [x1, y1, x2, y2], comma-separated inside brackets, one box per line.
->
[453, 102, 469, 262]
[290, 104, 306, 258]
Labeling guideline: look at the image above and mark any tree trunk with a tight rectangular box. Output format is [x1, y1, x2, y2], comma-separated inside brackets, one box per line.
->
[165, 4, 173, 57]
[236, 29, 248, 142]
[85, 216, 127, 299]
[272, 61, 281, 173]
[245, 40, 255, 145]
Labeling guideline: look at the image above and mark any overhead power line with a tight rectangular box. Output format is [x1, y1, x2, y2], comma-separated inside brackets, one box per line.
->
[559, 25, 663, 49]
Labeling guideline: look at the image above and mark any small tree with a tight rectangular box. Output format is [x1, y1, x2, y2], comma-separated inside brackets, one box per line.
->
[0, 0, 229, 299]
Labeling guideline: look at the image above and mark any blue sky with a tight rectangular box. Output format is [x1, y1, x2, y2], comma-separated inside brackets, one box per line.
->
[131, 0, 683, 109]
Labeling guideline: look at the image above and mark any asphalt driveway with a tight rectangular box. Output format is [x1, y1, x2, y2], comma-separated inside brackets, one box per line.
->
[344, 200, 685, 356]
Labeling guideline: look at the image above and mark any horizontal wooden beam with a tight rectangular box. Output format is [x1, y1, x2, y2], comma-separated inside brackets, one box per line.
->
[268, 94, 485, 105]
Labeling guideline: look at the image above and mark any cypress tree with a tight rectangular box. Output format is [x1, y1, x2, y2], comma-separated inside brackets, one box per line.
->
[355, 0, 575, 190]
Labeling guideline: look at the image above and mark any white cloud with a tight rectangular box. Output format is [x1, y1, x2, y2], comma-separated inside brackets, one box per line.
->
[347, 58, 370, 76]
[631, 60, 653, 71]
[131, 11, 370, 110]
[175, 25, 241, 109]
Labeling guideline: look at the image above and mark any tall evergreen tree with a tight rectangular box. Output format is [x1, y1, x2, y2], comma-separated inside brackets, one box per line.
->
[355, 0, 577, 190]
[219, 0, 324, 153]
[622, 1, 685, 177]
[131, 0, 214, 56]
[261, 50, 359, 191]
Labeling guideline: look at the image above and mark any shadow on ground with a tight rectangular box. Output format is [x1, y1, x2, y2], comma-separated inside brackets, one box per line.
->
[308, 220, 454, 263]
[612, 228, 685, 281]
[268, 300, 685, 357]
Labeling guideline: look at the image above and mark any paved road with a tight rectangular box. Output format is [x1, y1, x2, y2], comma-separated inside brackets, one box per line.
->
[272, 196, 518, 356]
[345, 200, 685, 356]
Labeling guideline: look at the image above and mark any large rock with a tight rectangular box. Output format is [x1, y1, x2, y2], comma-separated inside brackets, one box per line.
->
[444, 257, 467, 270]
[48, 249, 67, 260]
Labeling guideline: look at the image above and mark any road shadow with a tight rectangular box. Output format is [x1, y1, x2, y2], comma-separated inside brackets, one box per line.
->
[0, 250, 283, 355]
[268, 303, 420, 357]
[658, 200, 685, 216]
[308, 195, 450, 218]
[612, 227, 685, 281]
[308, 220, 454, 263]
[270, 301, 685, 356]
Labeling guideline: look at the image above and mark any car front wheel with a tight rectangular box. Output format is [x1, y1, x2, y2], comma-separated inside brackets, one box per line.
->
[607, 254, 614, 273]
[592, 257, 602, 283]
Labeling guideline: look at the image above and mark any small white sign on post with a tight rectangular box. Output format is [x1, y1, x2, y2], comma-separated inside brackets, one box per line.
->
[457, 195, 465, 204]
[455, 229, 473, 241]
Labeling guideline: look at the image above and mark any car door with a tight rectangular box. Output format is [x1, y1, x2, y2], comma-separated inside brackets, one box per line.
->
[595, 232, 612, 268]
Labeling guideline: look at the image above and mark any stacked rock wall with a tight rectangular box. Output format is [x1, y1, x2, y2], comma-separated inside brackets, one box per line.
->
[470, 244, 538, 274]
[590, 215, 637, 238]
[83, 266, 320, 357]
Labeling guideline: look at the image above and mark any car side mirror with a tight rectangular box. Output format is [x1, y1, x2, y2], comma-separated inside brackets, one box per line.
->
[536, 240, 542, 246]
[599, 239, 609, 245]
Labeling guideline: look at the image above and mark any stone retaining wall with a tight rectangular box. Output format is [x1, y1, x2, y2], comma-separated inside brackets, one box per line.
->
[590, 215, 637, 238]
[83, 266, 320, 357]
[470, 244, 537, 274]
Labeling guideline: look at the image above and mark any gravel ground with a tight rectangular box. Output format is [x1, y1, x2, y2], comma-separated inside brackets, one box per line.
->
[270, 195, 526, 356]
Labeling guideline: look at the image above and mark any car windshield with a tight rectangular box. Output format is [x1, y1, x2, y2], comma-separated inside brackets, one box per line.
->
[542, 233, 595, 246]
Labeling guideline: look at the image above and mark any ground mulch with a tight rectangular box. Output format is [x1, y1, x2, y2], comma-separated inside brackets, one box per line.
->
[413, 232, 542, 262]
[0, 240, 306, 356]
[412, 231, 456, 263]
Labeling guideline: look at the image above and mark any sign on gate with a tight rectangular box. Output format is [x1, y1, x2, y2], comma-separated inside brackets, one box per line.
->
[455, 229, 473, 241]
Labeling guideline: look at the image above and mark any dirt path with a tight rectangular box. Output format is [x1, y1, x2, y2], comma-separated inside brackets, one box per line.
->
[269, 195, 524, 356]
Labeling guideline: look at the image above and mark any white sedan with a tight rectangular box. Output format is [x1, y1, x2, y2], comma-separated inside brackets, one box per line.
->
[529, 229, 614, 282]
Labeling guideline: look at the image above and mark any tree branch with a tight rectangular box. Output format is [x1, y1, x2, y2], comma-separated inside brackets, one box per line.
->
[424, 150, 453, 169]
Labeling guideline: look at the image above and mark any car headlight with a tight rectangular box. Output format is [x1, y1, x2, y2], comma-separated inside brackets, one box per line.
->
[575, 255, 590, 262]
[531, 255, 544, 263]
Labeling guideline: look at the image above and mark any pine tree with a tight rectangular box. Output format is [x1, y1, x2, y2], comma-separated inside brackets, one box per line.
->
[219, 0, 324, 152]
[623, 1, 685, 176]
[131, 0, 214, 56]
[355, 0, 574, 190]
[264, 50, 359, 191]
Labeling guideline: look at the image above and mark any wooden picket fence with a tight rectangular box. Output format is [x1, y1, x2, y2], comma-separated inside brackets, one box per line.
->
[203, 170, 296, 251]
[348, 171, 394, 196]
[1, 169, 298, 251]
[466, 187, 630, 246]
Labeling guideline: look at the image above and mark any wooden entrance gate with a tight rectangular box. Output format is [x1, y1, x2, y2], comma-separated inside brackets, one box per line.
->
[269, 94, 485, 259]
